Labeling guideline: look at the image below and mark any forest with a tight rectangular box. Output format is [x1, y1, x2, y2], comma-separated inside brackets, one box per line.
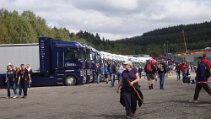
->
[0, 9, 211, 56]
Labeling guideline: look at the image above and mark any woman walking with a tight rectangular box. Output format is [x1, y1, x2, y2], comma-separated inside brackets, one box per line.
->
[26, 64, 32, 88]
[16, 66, 21, 97]
[6, 63, 17, 98]
[116, 61, 143, 118]
[18, 64, 29, 98]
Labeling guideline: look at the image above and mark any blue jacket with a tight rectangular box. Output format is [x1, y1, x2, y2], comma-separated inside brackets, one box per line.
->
[196, 62, 207, 82]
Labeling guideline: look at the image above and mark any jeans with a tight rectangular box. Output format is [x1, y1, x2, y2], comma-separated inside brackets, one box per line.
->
[7, 80, 12, 97]
[111, 74, 116, 87]
[176, 71, 180, 80]
[13, 81, 18, 96]
[97, 74, 102, 84]
[159, 73, 165, 89]
[19, 79, 28, 97]
[117, 73, 121, 82]
[182, 71, 186, 83]
[194, 83, 211, 100]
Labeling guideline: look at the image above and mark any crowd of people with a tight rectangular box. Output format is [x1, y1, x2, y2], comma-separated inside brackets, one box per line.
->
[96, 58, 169, 90]
[96, 60, 124, 87]
[95, 54, 211, 118]
[5, 63, 32, 99]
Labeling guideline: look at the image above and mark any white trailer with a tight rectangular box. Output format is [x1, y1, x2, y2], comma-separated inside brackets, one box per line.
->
[0, 44, 40, 73]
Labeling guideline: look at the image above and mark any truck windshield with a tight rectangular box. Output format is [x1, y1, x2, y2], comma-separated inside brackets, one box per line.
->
[65, 48, 78, 60]
[65, 48, 86, 60]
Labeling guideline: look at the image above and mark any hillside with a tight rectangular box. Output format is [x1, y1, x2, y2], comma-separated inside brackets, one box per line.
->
[114, 21, 211, 56]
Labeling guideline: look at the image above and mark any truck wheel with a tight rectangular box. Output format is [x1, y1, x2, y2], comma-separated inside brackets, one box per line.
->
[65, 76, 76, 86]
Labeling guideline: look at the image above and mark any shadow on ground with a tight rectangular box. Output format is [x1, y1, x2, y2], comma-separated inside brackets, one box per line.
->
[91, 114, 125, 119]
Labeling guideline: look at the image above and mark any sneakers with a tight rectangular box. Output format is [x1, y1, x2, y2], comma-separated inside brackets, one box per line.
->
[13, 95, 17, 99]
[189, 100, 199, 103]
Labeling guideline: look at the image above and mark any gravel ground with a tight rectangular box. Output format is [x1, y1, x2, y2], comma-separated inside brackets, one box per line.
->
[0, 74, 211, 119]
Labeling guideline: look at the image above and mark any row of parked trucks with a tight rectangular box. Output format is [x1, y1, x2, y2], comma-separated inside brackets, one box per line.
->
[0, 37, 151, 86]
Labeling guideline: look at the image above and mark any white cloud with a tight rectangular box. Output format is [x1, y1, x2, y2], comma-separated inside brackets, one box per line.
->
[1, 0, 211, 40]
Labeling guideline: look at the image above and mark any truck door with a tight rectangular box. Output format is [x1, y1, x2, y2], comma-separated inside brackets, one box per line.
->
[56, 49, 64, 68]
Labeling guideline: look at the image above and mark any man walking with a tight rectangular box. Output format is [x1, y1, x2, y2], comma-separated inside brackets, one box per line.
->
[190, 56, 211, 103]
[175, 63, 181, 81]
[157, 60, 167, 90]
[145, 60, 156, 89]
[110, 61, 117, 87]
[180, 62, 187, 83]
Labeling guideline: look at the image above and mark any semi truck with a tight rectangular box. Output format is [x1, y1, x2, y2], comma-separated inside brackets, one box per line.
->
[0, 37, 99, 86]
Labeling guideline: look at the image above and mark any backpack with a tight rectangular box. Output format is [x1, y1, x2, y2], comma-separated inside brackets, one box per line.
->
[146, 64, 152, 73]
[158, 63, 164, 72]
[205, 64, 211, 78]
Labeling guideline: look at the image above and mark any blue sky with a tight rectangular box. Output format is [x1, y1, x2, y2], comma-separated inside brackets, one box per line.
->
[1, 0, 211, 40]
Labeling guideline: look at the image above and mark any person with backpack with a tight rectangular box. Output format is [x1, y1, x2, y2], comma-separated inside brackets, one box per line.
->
[6, 63, 17, 98]
[190, 56, 211, 103]
[157, 60, 167, 90]
[145, 60, 155, 89]
[116, 61, 143, 118]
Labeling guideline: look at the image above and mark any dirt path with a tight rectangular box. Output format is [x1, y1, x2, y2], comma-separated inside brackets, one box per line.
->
[0, 74, 210, 119]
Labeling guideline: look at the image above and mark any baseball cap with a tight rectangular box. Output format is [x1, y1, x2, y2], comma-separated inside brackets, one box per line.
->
[8, 62, 13, 66]
[123, 61, 132, 66]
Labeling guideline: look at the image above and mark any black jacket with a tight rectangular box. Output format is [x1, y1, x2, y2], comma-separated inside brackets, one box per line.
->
[120, 84, 143, 107]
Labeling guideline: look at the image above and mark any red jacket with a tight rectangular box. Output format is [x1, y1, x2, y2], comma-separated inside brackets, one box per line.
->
[203, 58, 211, 70]
[180, 63, 186, 72]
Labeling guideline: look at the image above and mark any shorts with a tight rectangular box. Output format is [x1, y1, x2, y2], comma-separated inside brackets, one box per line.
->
[104, 74, 108, 78]
[147, 73, 155, 80]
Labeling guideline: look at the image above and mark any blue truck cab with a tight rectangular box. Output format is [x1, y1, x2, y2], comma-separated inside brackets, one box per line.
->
[32, 37, 90, 86]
